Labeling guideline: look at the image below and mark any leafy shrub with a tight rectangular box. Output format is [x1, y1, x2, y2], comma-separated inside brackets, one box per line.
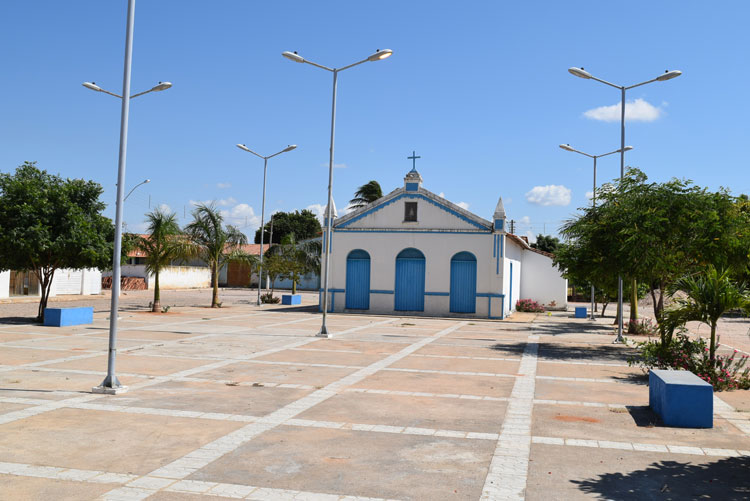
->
[629, 333, 750, 391]
[516, 299, 544, 313]
[261, 292, 280, 304]
[627, 318, 658, 335]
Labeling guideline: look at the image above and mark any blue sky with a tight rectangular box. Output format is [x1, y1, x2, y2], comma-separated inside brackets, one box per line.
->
[1, 1, 748, 241]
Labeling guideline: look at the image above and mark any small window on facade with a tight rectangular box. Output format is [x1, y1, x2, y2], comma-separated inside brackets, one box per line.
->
[404, 202, 418, 222]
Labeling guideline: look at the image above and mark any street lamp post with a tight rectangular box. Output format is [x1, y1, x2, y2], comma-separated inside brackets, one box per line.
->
[236, 143, 297, 306]
[123, 178, 151, 201]
[282, 49, 392, 337]
[559, 144, 633, 321]
[568, 67, 681, 342]
[85, 0, 171, 394]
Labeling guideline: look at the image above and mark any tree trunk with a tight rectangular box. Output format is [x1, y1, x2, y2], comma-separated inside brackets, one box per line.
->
[601, 300, 609, 318]
[709, 321, 717, 365]
[627, 278, 638, 333]
[36, 268, 55, 323]
[152, 271, 161, 312]
[649, 287, 659, 321]
[614, 299, 621, 325]
[211, 262, 219, 307]
[292, 273, 297, 295]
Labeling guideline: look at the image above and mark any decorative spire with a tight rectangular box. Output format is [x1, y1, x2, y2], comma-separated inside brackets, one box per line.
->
[324, 197, 338, 222]
[404, 150, 423, 191]
[493, 197, 506, 232]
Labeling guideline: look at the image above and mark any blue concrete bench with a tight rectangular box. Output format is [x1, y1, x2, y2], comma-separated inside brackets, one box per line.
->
[574, 307, 587, 318]
[282, 294, 302, 305]
[44, 307, 93, 327]
[649, 369, 713, 428]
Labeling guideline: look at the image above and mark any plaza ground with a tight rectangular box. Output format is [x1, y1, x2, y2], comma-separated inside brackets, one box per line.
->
[0, 290, 748, 500]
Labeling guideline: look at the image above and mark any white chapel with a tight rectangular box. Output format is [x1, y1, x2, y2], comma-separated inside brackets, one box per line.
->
[319, 165, 567, 318]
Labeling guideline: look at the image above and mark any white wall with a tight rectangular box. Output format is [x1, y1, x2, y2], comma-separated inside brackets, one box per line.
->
[0, 271, 9, 299]
[157, 266, 211, 289]
[324, 230, 503, 318]
[520, 250, 568, 310]
[103, 265, 211, 289]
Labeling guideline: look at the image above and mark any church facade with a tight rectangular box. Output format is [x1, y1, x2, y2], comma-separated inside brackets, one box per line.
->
[319, 168, 567, 318]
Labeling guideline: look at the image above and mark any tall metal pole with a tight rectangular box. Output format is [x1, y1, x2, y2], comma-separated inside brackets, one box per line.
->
[257, 157, 268, 305]
[319, 69, 338, 337]
[615, 87, 626, 343]
[590, 155, 597, 321]
[95, 0, 135, 393]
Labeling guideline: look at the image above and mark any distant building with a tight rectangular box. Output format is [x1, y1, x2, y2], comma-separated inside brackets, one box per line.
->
[320, 167, 567, 318]
[0, 268, 101, 299]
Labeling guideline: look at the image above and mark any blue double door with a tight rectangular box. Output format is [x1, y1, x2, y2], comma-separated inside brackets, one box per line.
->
[394, 248, 425, 311]
[450, 252, 477, 313]
[345, 250, 370, 310]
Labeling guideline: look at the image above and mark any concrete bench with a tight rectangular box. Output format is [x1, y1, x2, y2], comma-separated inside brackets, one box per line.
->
[44, 307, 93, 327]
[649, 369, 713, 428]
[282, 294, 302, 305]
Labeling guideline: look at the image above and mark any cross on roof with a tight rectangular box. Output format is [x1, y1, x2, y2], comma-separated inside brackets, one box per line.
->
[407, 150, 421, 172]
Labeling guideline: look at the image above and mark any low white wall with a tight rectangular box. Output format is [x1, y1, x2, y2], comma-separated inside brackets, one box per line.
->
[0, 271, 9, 299]
[520, 250, 568, 310]
[152, 266, 211, 290]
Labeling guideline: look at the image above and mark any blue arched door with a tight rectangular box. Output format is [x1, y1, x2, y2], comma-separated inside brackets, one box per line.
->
[346, 249, 370, 309]
[450, 252, 477, 313]
[395, 248, 425, 311]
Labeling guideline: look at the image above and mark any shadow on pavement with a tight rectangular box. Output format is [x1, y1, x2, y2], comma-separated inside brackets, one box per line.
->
[572, 456, 750, 500]
[0, 316, 39, 326]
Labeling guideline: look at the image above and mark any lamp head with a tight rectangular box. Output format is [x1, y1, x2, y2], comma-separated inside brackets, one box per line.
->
[82, 82, 102, 92]
[144, 179, 151, 184]
[283, 145, 297, 153]
[656, 69, 682, 82]
[368, 49, 393, 62]
[568, 67, 592, 79]
[152, 82, 172, 92]
[236, 144, 252, 153]
[282, 51, 305, 63]
[623, 146, 634, 152]
[559, 144, 575, 152]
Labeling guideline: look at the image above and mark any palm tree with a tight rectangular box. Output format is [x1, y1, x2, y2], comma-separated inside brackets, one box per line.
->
[349, 180, 383, 210]
[137, 208, 188, 312]
[268, 233, 321, 294]
[185, 203, 249, 307]
[669, 266, 750, 364]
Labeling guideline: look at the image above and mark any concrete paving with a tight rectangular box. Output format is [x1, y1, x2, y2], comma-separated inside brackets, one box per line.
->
[0, 297, 748, 500]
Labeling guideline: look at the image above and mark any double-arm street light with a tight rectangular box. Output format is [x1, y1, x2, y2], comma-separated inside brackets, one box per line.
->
[559, 144, 633, 321]
[568, 67, 681, 343]
[85, 0, 171, 394]
[282, 48, 393, 337]
[123, 178, 151, 201]
[236, 143, 297, 306]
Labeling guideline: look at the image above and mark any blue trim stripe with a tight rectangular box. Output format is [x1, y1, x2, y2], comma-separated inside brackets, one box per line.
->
[370, 289, 394, 294]
[492, 234, 496, 258]
[338, 193, 489, 230]
[334, 229, 488, 235]
[319, 288, 345, 293]
[477, 292, 504, 298]
[425, 292, 450, 296]
[501, 235, 504, 257]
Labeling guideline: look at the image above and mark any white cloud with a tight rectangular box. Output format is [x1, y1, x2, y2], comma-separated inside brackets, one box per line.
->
[525, 231, 537, 243]
[189, 197, 236, 208]
[319, 163, 347, 169]
[519, 216, 531, 224]
[438, 192, 445, 198]
[306, 203, 326, 223]
[157, 203, 171, 213]
[220, 203, 260, 229]
[456, 201, 469, 210]
[585, 191, 594, 200]
[525, 185, 572, 206]
[583, 98, 664, 123]
[217, 182, 232, 189]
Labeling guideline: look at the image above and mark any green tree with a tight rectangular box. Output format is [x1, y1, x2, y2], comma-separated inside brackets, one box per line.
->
[137, 208, 188, 312]
[254, 209, 321, 244]
[185, 203, 249, 307]
[531, 234, 560, 253]
[558, 168, 750, 332]
[349, 180, 383, 210]
[268, 233, 321, 294]
[0, 162, 113, 322]
[669, 267, 750, 364]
